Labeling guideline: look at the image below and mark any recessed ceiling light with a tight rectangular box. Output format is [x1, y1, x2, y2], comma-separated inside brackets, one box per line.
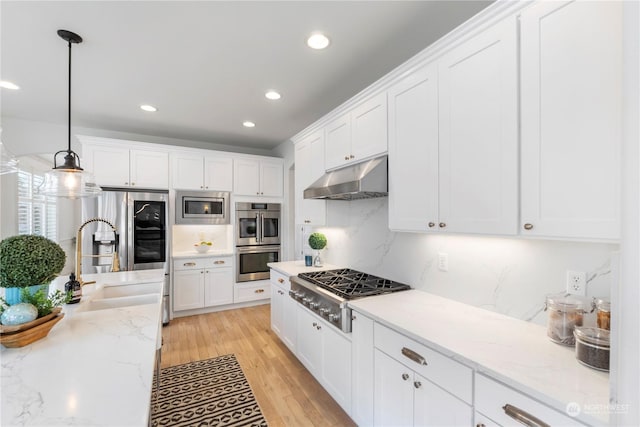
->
[265, 91, 281, 100]
[0, 81, 20, 90]
[307, 33, 330, 50]
[243, 121, 256, 128]
[140, 104, 157, 112]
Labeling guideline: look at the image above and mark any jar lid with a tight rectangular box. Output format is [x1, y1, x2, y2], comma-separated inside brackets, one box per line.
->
[574, 326, 610, 346]
[545, 294, 586, 311]
[595, 298, 611, 312]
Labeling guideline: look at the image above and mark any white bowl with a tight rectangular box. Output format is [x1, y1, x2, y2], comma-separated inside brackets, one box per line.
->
[195, 245, 211, 254]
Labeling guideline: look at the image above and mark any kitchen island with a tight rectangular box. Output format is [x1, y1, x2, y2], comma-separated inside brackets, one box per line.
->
[1, 269, 164, 427]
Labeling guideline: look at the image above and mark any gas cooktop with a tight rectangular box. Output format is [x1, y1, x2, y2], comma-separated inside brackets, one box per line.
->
[297, 268, 411, 300]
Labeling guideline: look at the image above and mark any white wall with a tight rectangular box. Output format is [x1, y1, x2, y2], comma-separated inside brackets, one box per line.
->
[312, 197, 618, 327]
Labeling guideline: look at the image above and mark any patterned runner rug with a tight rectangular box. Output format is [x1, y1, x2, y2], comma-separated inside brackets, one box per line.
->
[151, 354, 268, 427]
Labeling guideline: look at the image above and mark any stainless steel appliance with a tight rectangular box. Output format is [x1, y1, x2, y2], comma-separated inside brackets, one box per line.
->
[175, 190, 230, 225]
[235, 202, 281, 282]
[290, 268, 411, 332]
[81, 188, 171, 324]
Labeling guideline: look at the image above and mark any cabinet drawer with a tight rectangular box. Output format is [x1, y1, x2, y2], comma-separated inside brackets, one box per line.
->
[234, 282, 271, 303]
[374, 322, 472, 404]
[173, 258, 209, 270]
[270, 270, 290, 289]
[475, 374, 586, 426]
[205, 256, 233, 269]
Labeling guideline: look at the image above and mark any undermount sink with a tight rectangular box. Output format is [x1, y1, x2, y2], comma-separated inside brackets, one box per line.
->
[91, 282, 161, 300]
[76, 293, 160, 312]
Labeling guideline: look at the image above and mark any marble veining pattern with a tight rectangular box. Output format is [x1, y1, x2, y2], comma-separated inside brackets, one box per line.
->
[1, 270, 164, 427]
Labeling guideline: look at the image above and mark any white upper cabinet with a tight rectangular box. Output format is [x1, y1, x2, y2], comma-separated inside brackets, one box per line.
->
[171, 151, 233, 191]
[438, 16, 518, 235]
[81, 141, 169, 189]
[325, 93, 388, 170]
[520, 0, 621, 240]
[294, 130, 326, 225]
[388, 16, 518, 235]
[233, 158, 283, 197]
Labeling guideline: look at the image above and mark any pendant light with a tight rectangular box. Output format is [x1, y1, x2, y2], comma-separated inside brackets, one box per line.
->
[39, 30, 101, 198]
[0, 128, 19, 175]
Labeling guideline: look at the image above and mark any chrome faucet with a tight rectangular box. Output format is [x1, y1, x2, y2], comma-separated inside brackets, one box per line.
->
[76, 217, 120, 285]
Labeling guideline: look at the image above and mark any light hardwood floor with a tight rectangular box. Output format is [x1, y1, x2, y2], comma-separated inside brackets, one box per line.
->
[161, 304, 357, 427]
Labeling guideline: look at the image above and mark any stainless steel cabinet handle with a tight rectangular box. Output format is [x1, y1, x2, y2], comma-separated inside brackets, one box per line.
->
[413, 381, 422, 389]
[312, 322, 317, 327]
[131, 182, 135, 186]
[124, 182, 129, 185]
[401, 373, 409, 381]
[278, 278, 284, 283]
[401, 347, 428, 366]
[502, 404, 550, 427]
[350, 154, 355, 159]
[200, 271, 204, 274]
[439, 222, 446, 228]
[352, 315, 357, 320]
[344, 155, 349, 160]
[523, 223, 534, 230]
[316, 325, 321, 330]
[428, 222, 435, 228]
[254, 289, 264, 294]
[476, 424, 486, 427]
[213, 260, 225, 265]
[184, 262, 196, 267]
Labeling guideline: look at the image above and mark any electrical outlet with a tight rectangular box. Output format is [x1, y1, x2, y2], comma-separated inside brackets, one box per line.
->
[566, 270, 587, 295]
[438, 252, 448, 272]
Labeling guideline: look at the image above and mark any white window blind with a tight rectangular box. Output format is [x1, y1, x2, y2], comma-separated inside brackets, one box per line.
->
[17, 166, 57, 241]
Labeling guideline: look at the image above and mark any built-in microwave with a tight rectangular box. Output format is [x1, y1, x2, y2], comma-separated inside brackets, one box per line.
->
[175, 190, 230, 224]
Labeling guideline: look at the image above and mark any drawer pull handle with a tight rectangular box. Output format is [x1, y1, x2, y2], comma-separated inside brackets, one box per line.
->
[184, 262, 196, 267]
[278, 278, 284, 283]
[476, 424, 486, 427]
[502, 404, 550, 427]
[401, 347, 428, 366]
[254, 289, 264, 294]
[428, 222, 435, 228]
[401, 373, 409, 381]
[439, 222, 446, 228]
[213, 260, 225, 265]
[523, 223, 534, 230]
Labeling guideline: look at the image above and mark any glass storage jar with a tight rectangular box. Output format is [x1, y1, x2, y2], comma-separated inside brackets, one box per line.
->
[545, 294, 587, 346]
[574, 326, 610, 371]
[595, 298, 611, 330]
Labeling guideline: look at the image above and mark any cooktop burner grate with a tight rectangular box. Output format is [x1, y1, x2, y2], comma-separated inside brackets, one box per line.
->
[298, 268, 410, 300]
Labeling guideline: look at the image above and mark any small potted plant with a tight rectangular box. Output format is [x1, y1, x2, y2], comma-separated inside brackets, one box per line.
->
[308, 232, 327, 267]
[0, 235, 66, 305]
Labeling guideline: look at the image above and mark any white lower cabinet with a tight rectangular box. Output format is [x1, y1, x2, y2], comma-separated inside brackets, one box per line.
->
[474, 373, 586, 427]
[351, 311, 375, 427]
[234, 281, 270, 303]
[270, 270, 296, 352]
[173, 257, 233, 311]
[296, 304, 351, 413]
[374, 323, 472, 426]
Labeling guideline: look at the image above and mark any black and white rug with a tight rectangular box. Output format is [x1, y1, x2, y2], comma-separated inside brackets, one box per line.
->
[150, 354, 268, 427]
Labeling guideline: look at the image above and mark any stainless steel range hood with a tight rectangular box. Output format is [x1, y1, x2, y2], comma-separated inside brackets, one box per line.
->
[303, 156, 388, 200]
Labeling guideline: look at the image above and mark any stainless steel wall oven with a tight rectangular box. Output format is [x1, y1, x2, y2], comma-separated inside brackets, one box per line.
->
[235, 202, 281, 282]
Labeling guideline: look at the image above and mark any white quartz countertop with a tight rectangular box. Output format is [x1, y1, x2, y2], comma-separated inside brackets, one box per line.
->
[1, 269, 165, 427]
[348, 290, 609, 426]
[267, 260, 343, 277]
[172, 249, 234, 259]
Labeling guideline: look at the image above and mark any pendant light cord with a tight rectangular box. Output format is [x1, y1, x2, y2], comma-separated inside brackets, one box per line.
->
[67, 38, 72, 154]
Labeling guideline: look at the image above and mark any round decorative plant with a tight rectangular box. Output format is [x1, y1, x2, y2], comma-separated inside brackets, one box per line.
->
[0, 235, 66, 288]
[308, 232, 327, 267]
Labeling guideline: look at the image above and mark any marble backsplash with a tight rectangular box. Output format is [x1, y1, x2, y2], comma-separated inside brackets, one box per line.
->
[309, 198, 618, 326]
[171, 224, 233, 253]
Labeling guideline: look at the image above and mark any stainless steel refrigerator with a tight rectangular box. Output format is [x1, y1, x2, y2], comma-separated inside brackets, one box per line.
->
[81, 189, 170, 324]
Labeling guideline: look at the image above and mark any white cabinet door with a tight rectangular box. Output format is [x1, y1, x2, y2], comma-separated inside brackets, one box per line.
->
[296, 305, 322, 375]
[171, 152, 205, 190]
[520, 0, 621, 240]
[324, 113, 351, 170]
[203, 267, 233, 307]
[84, 145, 130, 187]
[204, 156, 233, 192]
[351, 311, 375, 427]
[438, 16, 518, 235]
[388, 63, 439, 232]
[321, 324, 352, 412]
[260, 160, 283, 197]
[351, 92, 388, 163]
[270, 282, 284, 337]
[130, 150, 169, 189]
[281, 292, 297, 352]
[173, 269, 204, 311]
[413, 373, 472, 426]
[234, 159, 261, 196]
[374, 349, 414, 427]
[294, 132, 326, 225]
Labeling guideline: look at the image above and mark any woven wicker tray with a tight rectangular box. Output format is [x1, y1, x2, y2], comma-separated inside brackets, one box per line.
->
[0, 307, 64, 348]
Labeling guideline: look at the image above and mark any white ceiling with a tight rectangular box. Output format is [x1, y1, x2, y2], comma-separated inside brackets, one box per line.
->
[1, 1, 492, 151]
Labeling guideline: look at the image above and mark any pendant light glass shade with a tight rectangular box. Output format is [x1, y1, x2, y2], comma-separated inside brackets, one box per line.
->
[39, 29, 101, 198]
[0, 132, 19, 175]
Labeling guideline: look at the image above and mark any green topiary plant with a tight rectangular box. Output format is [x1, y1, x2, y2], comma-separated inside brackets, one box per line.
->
[308, 232, 327, 250]
[0, 235, 66, 288]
